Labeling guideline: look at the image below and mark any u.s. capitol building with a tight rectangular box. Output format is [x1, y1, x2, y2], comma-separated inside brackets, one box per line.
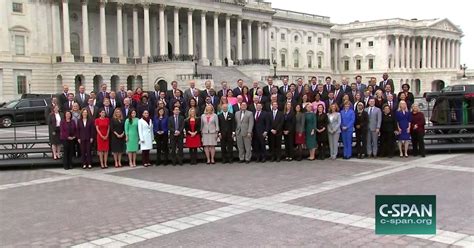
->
[0, 0, 463, 102]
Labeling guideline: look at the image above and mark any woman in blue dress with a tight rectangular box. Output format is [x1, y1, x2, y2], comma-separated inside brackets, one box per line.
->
[340, 100, 355, 159]
[395, 100, 412, 158]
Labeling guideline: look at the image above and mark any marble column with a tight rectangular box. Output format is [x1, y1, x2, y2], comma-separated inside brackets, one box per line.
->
[187, 9, 193, 56]
[442, 38, 447, 68]
[411, 37, 416, 69]
[267, 24, 271, 60]
[436, 38, 441, 69]
[236, 17, 242, 61]
[62, 0, 71, 55]
[394, 35, 399, 69]
[427, 37, 432, 68]
[400, 36, 406, 69]
[446, 39, 451, 69]
[132, 6, 139, 58]
[99, 0, 107, 57]
[226, 14, 232, 65]
[81, 0, 90, 56]
[201, 11, 209, 65]
[173, 7, 180, 56]
[257, 22, 262, 59]
[123, 13, 128, 57]
[159, 5, 166, 56]
[51, 2, 60, 55]
[247, 21, 252, 60]
[456, 41, 461, 68]
[213, 12, 220, 65]
[143, 4, 151, 58]
[116, 3, 123, 57]
[416, 37, 421, 69]
[334, 39, 339, 72]
[450, 39, 455, 68]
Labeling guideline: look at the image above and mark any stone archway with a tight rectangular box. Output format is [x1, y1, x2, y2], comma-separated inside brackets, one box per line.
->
[154, 78, 168, 92]
[414, 79, 421, 96]
[136, 76, 143, 88]
[56, 75, 63, 92]
[93, 75, 103, 93]
[74, 74, 85, 93]
[110, 75, 120, 92]
[127, 75, 135, 91]
[431, 80, 445, 91]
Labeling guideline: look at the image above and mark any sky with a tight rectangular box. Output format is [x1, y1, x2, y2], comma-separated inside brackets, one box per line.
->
[270, 0, 471, 69]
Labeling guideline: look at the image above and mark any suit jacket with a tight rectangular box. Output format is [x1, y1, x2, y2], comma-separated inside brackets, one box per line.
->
[232, 103, 242, 113]
[340, 84, 351, 93]
[253, 111, 271, 136]
[116, 91, 128, 104]
[323, 84, 335, 94]
[63, 101, 75, 112]
[200, 114, 219, 134]
[333, 89, 345, 105]
[76, 119, 95, 141]
[355, 83, 367, 93]
[217, 88, 229, 99]
[235, 110, 254, 136]
[270, 110, 284, 135]
[183, 88, 196, 102]
[96, 91, 110, 108]
[232, 87, 243, 97]
[218, 112, 235, 135]
[379, 79, 395, 93]
[58, 92, 69, 110]
[149, 91, 161, 107]
[86, 105, 99, 119]
[74, 93, 90, 109]
[101, 106, 114, 119]
[109, 98, 121, 110]
[262, 85, 273, 97]
[122, 106, 132, 119]
[166, 89, 183, 102]
[249, 87, 260, 98]
[279, 85, 290, 96]
[59, 120, 76, 141]
[283, 111, 296, 133]
[365, 106, 382, 131]
[168, 115, 185, 136]
[325, 99, 337, 111]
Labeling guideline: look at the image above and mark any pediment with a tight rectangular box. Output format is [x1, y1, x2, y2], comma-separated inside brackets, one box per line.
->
[429, 19, 462, 33]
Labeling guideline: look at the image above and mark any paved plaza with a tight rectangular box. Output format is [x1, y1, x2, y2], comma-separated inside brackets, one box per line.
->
[0, 153, 473, 247]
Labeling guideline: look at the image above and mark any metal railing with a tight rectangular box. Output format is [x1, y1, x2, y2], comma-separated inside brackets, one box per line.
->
[110, 57, 120, 64]
[74, 56, 84, 63]
[148, 54, 195, 63]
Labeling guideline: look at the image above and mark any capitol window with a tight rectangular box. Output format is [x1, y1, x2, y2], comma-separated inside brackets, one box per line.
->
[356, 42, 361, 48]
[294, 35, 299, 42]
[307, 55, 313, 68]
[281, 33, 286, 41]
[271, 32, 274, 40]
[356, 59, 361, 70]
[344, 60, 349, 71]
[17, 76, 27, 94]
[318, 37, 322, 44]
[317, 56, 322, 69]
[12, 2, 23, 13]
[344, 43, 349, 48]
[368, 59, 374, 69]
[308, 36, 312, 43]
[15, 35, 25, 55]
[281, 54, 286, 67]
[368, 41, 374, 47]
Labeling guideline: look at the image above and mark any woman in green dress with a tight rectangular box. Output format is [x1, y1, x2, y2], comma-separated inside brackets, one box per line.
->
[125, 109, 139, 167]
[304, 103, 317, 160]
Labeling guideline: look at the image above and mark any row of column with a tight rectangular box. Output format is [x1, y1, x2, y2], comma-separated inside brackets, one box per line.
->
[57, 0, 270, 64]
[393, 35, 460, 70]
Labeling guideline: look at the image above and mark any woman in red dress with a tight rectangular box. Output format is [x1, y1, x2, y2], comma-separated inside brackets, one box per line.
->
[95, 109, 110, 168]
[185, 108, 201, 165]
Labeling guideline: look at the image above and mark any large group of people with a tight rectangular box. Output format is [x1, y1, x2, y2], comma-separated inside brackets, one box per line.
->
[48, 73, 426, 170]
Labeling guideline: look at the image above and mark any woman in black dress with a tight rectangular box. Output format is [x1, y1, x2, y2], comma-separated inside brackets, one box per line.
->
[354, 102, 368, 159]
[315, 104, 328, 160]
[380, 104, 397, 157]
[111, 108, 126, 167]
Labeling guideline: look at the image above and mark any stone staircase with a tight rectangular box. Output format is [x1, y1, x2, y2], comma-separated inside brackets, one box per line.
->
[196, 65, 255, 87]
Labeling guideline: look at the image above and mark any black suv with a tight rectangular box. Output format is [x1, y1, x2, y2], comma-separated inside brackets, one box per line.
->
[0, 96, 51, 128]
[424, 84, 474, 101]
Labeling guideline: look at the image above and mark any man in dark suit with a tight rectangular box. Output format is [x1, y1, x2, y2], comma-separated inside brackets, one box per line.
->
[355, 75, 367, 93]
[232, 79, 244, 97]
[386, 94, 398, 113]
[249, 81, 260, 98]
[169, 90, 185, 113]
[217, 81, 229, 99]
[232, 95, 244, 113]
[86, 98, 99, 119]
[269, 101, 284, 162]
[316, 84, 328, 101]
[252, 103, 270, 162]
[218, 103, 235, 163]
[116, 84, 127, 105]
[279, 77, 290, 96]
[325, 91, 337, 110]
[166, 81, 183, 102]
[263, 77, 275, 97]
[74, 85, 90, 109]
[63, 93, 75, 112]
[207, 89, 219, 110]
[96, 84, 109, 109]
[333, 83, 345, 106]
[121, 97, 132, 118]
[294, 78, 305, 101]
[168, 106, 185, 165]
[340, 77, 351, 93]
[368, 77, 381, 93]
[309, 76, 319, 95]
[109, 91, 121, 110]
[283, 91, 297, 110]
[379, 73, 395, 93]
[200, 80, 213, 99]
[323, 76, 335, 94]
[101, 98, 114, 119]
[149, 84, 162, 109]
[58, 85, 69, 111]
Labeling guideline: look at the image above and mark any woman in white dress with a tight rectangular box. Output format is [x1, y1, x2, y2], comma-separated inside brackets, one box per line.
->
[138, 110, 154, 167]
[201, 105, 219, 164]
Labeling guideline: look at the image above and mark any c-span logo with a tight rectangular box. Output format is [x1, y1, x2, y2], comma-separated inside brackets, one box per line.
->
[375, 195, 436, 235]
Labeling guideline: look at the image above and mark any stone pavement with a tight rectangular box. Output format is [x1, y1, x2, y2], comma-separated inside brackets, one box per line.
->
[0, 153, 472, 247]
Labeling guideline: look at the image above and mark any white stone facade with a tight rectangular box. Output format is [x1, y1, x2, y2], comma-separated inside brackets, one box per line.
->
[0, 0, 464, 102]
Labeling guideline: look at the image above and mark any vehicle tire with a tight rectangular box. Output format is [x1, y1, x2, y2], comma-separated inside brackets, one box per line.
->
[1, 116, 13, 128]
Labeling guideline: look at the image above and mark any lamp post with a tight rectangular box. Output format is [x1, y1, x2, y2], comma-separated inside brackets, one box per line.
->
[194, 60, 198, 77]
[273, 60, 277, 78]
[461, 64, 467, 78]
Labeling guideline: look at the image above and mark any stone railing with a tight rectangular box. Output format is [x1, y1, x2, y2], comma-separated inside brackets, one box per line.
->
[74, 56, 84, 63]
[235, 59, 271, 66]
[177, 74, 213, 81]
[110, 57, 120, 64]
[273, 8, 330, 23]
[148, 54, 195, 63]
[92, 56, 103, 63]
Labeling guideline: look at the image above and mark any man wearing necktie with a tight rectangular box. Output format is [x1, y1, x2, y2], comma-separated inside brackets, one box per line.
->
[218, 103, 235, 164]
[252, 103, 270, 162]
[365, 99, 382, 158]
[269, 102, 284, 162]
[63, 93, 75, 111]
[168, 107, 184, 165]
[235, 102, 253, 163]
